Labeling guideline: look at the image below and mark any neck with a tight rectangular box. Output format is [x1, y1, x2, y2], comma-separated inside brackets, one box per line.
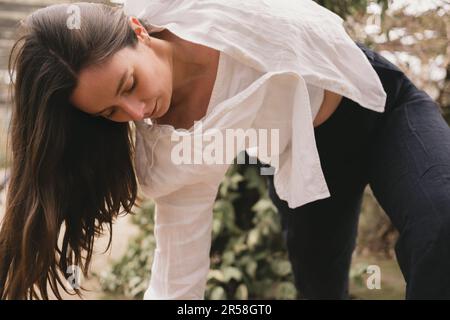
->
[157, 30, 211, 107]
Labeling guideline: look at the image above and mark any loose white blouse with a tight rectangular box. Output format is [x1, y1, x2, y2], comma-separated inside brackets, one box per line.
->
[124, 0, 387, 299]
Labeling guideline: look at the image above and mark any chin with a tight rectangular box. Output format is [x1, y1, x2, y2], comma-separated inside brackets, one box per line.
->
[156, 97, 169, 119]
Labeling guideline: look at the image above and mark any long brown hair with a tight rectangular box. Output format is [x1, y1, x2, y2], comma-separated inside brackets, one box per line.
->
[0, 3, 144, 299]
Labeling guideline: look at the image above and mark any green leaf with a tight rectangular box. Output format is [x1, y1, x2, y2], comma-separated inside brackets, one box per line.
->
[247, 229, 260, 249]
[208, 270, 225, 283]
[212, 219, 223, 237]
[223, 266, 243, 282]
[235, 284, 249, 300]
[245, 260, 258, 279]
[275, 282, 297, 300]
[271, 260, 292, 277]
[229, 172, 244, 190]
[252, 198, 275, 214]
[210, 286, 227, 300]
[222, 251, 235, 266]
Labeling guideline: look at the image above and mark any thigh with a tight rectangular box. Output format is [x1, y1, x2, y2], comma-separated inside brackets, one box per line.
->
[367, 82, 450, 297]
[368, 77, 450, 230]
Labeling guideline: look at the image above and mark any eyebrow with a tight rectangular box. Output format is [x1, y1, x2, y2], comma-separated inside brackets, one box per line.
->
[92, 69, 130, 116]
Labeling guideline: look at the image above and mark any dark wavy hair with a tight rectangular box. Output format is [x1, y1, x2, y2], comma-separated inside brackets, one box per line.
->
[0, 2, 145, 299]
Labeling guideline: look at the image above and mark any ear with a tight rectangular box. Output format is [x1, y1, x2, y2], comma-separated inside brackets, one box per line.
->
[128, 16, 150, 39]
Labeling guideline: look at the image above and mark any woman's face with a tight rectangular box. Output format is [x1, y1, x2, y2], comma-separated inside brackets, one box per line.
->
[70, 20, 173, 122]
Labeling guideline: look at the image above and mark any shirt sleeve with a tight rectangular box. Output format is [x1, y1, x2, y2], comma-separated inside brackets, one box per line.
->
[143, 179, 221, 300]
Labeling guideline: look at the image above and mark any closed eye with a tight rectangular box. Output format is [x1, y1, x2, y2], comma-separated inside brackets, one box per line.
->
[102, 75, 137, 119]
[124, 75, 137, 94]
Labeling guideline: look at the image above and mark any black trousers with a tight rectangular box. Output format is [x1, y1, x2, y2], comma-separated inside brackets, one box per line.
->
[266, 43, 450, 299]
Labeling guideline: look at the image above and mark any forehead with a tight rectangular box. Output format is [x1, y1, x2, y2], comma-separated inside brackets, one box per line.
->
[70, 49, 131, 112]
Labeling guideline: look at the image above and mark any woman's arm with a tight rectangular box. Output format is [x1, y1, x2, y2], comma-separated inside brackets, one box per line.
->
[143, 179, 221, 300]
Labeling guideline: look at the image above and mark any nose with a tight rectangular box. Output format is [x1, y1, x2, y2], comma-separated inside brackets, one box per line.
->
[122, 99, 146, 121]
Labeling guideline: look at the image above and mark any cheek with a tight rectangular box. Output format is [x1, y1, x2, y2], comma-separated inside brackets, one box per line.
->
[141, 61, 172, 96]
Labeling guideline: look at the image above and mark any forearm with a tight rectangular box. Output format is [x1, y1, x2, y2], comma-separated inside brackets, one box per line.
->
[144, 180, 220, 300]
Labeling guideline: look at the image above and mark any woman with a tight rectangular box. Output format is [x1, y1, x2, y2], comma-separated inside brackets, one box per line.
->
[0, 0, 449, 300]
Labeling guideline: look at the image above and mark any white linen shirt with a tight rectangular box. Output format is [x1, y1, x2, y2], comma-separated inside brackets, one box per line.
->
[124, 0, 387, 299]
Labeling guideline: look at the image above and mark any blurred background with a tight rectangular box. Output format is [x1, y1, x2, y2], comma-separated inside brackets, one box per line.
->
[0, 0, 449, 300]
